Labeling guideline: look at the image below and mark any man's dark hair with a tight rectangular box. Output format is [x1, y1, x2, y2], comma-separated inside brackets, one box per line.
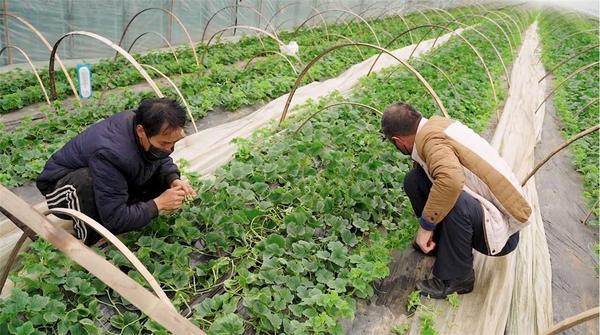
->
[134, 98, 187, 137]
[381, 102, 422, 138]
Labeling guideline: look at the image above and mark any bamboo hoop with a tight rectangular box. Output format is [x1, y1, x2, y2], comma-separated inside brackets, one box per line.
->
[0, 12, 80, 106]
[294, 102, 383, 135]
[140, 64, 198, 133]
[538, 44, 600, 83]
[534, 61, 600, 114]
[581, 199, 599, 225]
[328, 33, 366, 58]
[573, 98, 599, 117]
[200, 25, 290, 67]
[0, 45, 51, 105]
[366, 24, 499, 103]
[554, 29, 599, 47]
[116, 7, 200, 69]
[0, 232, 29, 294]
[292, 9, 381, 47]
[279, 42, 448, 125]
[0, 186, 204, 334]
[199, 4, 279, 43]
[265, 3, 330, 42]
[445, 20, 512, 88]
[521, 125, 599, 186]
[457, 13, 515, 55]
[406, 59, 461, 100]
[484, 11, 520, 46]
[48, 31, 164, 100]
[127, 31, 184, 75]
[543, 307, 599, 335]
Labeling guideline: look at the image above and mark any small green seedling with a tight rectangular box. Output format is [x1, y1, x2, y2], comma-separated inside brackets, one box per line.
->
[420, 311, 438, 335]
[447, 292, 460, 309]
[391, 323, 410, 335]
[407, 290, 422, 314]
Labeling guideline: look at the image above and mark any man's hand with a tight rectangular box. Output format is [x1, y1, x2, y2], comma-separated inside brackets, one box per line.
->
[415, 226, 436, 254]
[154, 186, 186, 212]
[170, 179, 196, 197]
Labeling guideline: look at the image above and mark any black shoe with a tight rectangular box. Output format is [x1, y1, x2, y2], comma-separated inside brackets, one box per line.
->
[412, 241, 437, 257]
[417, 270, 475, 299]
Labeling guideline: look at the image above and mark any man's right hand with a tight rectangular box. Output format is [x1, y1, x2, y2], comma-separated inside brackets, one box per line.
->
[154, 186, 185, 212]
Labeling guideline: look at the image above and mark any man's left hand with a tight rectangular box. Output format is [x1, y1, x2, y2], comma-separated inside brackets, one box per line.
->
[415, 226, 436, 254]
[171, 179, 197, 197]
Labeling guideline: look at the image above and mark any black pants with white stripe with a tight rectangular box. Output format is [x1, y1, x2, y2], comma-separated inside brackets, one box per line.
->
[44, 168, 101, 245]
[403, 166, 520, 280]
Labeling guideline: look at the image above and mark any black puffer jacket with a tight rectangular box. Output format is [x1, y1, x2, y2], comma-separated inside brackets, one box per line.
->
[36, 110, 180, 234]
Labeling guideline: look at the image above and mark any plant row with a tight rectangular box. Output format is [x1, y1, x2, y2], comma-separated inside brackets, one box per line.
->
[539, 11, 600, 221]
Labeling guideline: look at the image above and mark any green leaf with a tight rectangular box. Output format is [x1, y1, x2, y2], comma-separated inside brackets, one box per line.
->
[207, 313, 244, 335]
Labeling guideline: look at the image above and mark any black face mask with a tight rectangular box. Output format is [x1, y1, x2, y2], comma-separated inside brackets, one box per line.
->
[143, 144, 172, 161]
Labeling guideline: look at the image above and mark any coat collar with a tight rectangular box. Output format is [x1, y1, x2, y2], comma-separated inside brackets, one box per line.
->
[411, 117, 428, 162]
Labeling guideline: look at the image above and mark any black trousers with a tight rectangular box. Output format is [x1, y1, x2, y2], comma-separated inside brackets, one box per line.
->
[44, 168, 163, 246]
[403, 167, 519, 280]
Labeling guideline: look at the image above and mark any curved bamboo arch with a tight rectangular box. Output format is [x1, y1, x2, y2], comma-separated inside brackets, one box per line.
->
[116, 7, 199, 69]
[264, 2, 329, 41]
[242, 50, 299, 75]
[499, 10, 525, 31]
[0, 232, 29, 293]
[484, 10, 521, 45]
[544, 307, 599, 335]
[0, 46, 50, 105]
[366, 24, 499, 103]
[405, 59, 461, 100]
[457, 13, 515, 55]
[538, 44, 600, 83]
[200, 25, 289, 67]
[374, 8, 414, 44]
[554, 29, 599, 46]
[0, 12, 80, 106]
[482, 11, 519, 43]
[573, 98, 599, 117]
[534, 61, 600, 114]
[199, 4, 279, 43]
[375, 5, 407, 20]
[46, 208, 175, 309]
[279, 42, 448, 125]
[336, 1, 388, 25]
[127, 31, 184, 75]
[328, 33, 366, 58]
[48, 31, 164, 100]
[294, 102, 382, 135]
[442, 20, 511, 88]
[414, 5, 457, 22]
[521, 125, 599, 186]
[413, 9, 433, 25]
[543, 20, 580, 40]
[140, 64, 198, 133]
[293, 9, 381, 47]
[582, 199, 599, 225]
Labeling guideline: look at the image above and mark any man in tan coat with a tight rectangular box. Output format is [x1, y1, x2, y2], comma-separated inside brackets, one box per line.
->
[381, 102, 531, 299]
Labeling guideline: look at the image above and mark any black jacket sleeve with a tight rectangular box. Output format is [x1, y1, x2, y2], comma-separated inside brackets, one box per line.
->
[157, 156, 180, 188]
[88, 149, 158, 235]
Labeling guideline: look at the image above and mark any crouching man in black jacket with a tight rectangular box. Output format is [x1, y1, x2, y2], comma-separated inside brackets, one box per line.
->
[36, 98, 196, 245]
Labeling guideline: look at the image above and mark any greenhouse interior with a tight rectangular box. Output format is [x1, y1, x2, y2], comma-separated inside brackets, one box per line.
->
[0, 0, 598, 334]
